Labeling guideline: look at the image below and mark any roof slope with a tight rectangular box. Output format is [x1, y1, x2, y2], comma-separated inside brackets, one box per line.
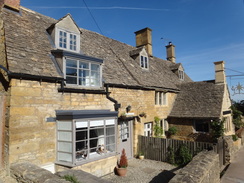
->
[2, 7, 192, 90]
[169, 81, 224, 118]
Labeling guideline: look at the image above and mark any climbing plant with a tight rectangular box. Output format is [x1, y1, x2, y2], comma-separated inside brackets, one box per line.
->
[153, 116, 163, 137]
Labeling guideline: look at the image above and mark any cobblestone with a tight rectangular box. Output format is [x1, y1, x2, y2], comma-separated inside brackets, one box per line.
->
[102, 159, 179, 183]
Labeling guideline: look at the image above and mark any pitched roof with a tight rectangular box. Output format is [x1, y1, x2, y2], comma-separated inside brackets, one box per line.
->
[1, 6, 192, 90]
[169, 81, 224, 118]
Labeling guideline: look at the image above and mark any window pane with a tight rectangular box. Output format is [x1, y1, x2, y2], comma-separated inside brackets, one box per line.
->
[58, 152, 72, 163]
[79, 62, 89, 69]
[91, 64, 100, 71]
[66, 68, 77, 76]
[79, 70, 89, 77]
[145, 57, 148, 68]
[90, 128, 104, 138]
[106, 144, 115, 152]
[140, 56, 144, 67]
[76, 131, 87, 141]
[57, 121, 72, 130]
[66, 59, 77, 67]
[76, 141, 88, 152]
[58, 142, 72, 153]
[76, 121, 88, 128]
[106, 127, 115, 136]
[90, 120, 104, 127]
[106, 136, 115, 145]
[90, 139, 98, 149]
[78, 77, 87, 86]
[66, 76, 77, 84]
[91, 71, 99, 79]
[159, 92, 162, 105]
[106, 119, 115, 125]
[58, 131, 72, 141]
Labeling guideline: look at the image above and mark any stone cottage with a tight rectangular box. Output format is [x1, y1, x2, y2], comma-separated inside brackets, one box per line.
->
[0, 0, 234, 176]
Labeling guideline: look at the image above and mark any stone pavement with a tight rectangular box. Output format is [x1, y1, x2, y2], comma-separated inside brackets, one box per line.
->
[102, 159, 179, 183]
[221, 145, 244, 183]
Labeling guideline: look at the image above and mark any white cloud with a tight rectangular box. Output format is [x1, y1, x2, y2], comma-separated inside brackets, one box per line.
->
[28, 6, 169, 11]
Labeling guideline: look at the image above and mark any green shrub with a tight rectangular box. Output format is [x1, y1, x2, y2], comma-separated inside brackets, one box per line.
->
[62, 175, 79, 183]
[210, 119, 225, 141]
[153, 116, 163, 137]
[168, 126, 177, 137]
[232, 134, 238, 141]
[167, 146, 175, 165]
[175, 144, 192, 166]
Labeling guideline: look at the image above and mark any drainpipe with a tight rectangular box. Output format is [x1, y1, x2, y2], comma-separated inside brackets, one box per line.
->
[105, 85, 121, 111]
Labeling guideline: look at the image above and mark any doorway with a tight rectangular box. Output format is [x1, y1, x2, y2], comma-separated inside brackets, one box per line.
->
[117, 119, 133, 159]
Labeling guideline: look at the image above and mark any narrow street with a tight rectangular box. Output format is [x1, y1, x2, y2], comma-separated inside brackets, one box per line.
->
[221, 145, 244, 183]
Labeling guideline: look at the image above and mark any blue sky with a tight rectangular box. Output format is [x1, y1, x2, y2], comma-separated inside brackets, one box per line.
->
[21, 0, 244, 101]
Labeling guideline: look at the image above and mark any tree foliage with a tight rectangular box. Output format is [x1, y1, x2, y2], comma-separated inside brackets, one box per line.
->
[210, 119, 225, 141]
[231, 101, 243, 129]
[153, 116, 163, 137]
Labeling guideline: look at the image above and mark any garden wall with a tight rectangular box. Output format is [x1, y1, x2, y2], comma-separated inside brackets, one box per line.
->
[169, 150, 220, 183]
[10, 162, 110, 183]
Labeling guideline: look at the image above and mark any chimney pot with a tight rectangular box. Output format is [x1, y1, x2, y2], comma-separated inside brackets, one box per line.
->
[0, 0, 20, 12]
[134, 27, 152, 56]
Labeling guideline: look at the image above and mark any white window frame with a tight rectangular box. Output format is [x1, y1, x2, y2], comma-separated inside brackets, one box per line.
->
[64, 57, 102, 88]
[178, 70, 184, 80]
[144, 122, 152, 137]
[57, 118, 117, 166]
[155, 91, 167, 106]
[55, 28, 80, 53]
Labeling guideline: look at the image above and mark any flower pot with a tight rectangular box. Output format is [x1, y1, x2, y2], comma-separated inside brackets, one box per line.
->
[116, 166, 127, 176]
[139, 155, 144, 160]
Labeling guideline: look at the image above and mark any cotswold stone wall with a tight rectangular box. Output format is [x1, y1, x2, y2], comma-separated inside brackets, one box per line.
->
[169, 150, 220, 183]
[10, 162, 109, 183]
[8, 79, 114, 166]
[7, 78, 177, 174]
[109, 87, 176, 154]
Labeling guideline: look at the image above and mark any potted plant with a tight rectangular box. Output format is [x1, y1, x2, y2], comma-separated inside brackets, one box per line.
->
[138, 151, 144, 160]
[116, 148, 128, 176]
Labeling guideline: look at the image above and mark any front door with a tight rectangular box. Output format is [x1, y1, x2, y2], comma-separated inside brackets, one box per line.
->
[118, 120, 133, 159]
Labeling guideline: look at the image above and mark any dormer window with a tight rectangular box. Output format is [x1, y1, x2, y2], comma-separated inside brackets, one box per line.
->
[139, 48, 149, 69]
[178, 69, 184, 80]
[56, 28, 80, 52]
[140, 55, 148, 69]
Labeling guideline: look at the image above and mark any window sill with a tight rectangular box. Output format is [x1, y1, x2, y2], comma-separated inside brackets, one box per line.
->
[55, 152, 117, 167]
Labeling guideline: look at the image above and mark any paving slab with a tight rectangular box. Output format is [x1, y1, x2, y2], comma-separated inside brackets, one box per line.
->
[221, 145, 244, 183]
[102, 158, 179, 183]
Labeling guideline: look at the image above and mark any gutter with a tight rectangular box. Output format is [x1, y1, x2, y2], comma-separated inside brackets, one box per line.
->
[0, 65, 64, 83]
[105, 84, 121, 111]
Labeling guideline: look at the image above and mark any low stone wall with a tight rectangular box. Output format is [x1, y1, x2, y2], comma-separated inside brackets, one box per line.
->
[169, 150, 220, 183]
[224, 136, 242, 163]
[10, 162, 110, 183]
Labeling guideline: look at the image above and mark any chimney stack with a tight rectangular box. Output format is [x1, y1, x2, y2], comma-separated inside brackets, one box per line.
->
[214, 61, 226, 85]
[0, 0, 20, 12]
[166, 42, 176, 63]
[134, 27, 152, 56]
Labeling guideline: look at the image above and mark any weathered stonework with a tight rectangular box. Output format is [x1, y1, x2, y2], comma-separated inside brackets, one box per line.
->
[8, 79, 114, 166]
[169, 150, 220, 183]
[109, 87, 176, 154]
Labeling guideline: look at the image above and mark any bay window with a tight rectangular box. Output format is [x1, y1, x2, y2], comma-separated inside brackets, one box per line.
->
[56, 110, 118, 166]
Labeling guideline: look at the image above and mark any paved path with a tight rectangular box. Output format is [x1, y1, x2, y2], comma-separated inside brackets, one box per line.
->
[221, 145, 244, 183]
[102, 159, 180, 183]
